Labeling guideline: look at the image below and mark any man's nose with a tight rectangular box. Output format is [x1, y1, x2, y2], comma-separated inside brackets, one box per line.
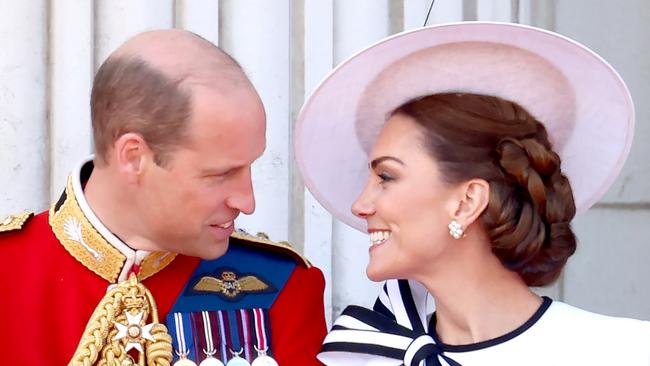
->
[227, 168, 256, 215]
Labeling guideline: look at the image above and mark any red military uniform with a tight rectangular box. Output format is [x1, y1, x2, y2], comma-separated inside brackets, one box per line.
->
[0, 161, 327, 365]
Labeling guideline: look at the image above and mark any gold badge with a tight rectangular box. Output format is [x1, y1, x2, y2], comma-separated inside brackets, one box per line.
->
[193, 269, 275, 300]
[68, 274, 173, 366]
[0, 211, 33, 233]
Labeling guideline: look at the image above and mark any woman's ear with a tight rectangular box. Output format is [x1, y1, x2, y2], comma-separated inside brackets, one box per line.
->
[451, 179, 490, 228]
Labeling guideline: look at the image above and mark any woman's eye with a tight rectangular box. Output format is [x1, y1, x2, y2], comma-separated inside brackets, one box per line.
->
[377, 172, 394, 183]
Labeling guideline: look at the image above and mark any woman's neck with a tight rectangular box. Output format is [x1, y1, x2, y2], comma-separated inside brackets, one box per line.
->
[416, 241, 543, 346]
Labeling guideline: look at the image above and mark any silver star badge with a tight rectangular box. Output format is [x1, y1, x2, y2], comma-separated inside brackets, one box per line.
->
[113, 311, 156, 353]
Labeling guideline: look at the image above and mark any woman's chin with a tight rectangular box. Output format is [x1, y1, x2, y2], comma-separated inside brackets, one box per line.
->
[366, 265, 390, 282]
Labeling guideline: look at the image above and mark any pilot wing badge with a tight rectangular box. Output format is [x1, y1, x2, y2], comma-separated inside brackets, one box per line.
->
[192, 268, 276, 301]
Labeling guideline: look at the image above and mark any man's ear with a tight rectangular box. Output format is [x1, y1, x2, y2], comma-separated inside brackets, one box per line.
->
[449, 179, 490, 230]
[112, 132, 152, 184]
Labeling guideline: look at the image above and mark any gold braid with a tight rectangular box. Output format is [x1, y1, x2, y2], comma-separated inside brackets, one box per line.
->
[98, 311, 127, 366]
[144, 287, 173, 366]
[146, 324, 173, 366]
[68, 274, 173, 366]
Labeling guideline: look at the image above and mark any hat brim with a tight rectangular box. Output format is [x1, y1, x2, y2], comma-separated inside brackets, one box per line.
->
[295, 22, 634, 232]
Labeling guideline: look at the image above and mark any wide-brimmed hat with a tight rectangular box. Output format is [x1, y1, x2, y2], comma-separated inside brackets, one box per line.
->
[295, 22, 634, 232]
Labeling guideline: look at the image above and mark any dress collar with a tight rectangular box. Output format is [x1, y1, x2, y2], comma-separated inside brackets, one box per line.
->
[319, 279, 552, 366]
[426, 296, 552, 353]
[49, 157, 177, 283]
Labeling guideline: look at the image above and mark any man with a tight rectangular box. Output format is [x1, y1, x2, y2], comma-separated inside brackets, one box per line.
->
[0, 29, 326, 366]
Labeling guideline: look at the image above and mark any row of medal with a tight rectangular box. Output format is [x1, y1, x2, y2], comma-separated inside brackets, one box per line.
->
[170, 308, 279, 366]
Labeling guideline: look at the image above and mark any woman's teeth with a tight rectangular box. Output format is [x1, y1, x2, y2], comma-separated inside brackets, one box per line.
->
[370, 231, 391, 246]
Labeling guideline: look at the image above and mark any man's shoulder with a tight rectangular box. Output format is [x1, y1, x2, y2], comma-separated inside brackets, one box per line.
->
[229, 230, 312, 268]
[0, 211, 35, 234]
[0, 210, 60, 280]
[173, 230, 321, 311]
[0, 210, 51, 248]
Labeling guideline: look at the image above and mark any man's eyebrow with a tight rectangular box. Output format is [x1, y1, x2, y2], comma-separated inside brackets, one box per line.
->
[200, 164, 240, 175]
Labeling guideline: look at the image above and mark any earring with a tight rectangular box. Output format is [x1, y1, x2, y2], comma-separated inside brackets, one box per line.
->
[448, 220, 464, 239]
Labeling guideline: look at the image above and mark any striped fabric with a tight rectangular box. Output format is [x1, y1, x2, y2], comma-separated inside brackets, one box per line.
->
[319, 279, 461, 366]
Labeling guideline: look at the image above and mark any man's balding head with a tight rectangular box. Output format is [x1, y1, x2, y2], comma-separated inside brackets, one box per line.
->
[84, 30, 266, 259]
[91, 29, 255, 166]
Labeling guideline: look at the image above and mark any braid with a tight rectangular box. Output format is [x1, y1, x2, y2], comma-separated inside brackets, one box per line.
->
[483, 135, 576, 286]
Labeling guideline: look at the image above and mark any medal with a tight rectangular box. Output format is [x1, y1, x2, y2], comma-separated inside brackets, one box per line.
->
[226, 356, 251, 366]
[251, 309, 279, 366]
[174, 350, 198, 366]
[68, 274, 173, 366]
[223, 310, 253, 364]
[226, 349, 251, 366]
[199, 353, 225, 366]
[251, 352, 279, 366]
[174, 358, 199, 366]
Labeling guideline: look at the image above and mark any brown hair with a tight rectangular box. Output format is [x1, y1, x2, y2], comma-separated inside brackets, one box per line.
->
[90, 56, 192, 167]
[394, 93, 576, 286]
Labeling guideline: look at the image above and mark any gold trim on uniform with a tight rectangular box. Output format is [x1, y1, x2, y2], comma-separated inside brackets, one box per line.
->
[68, 273, 173, 366]
[139, 251, 178, 281]
[231, 231, 312, 268]
[49, 176, 177, 283]
[0, 211, 34, 233]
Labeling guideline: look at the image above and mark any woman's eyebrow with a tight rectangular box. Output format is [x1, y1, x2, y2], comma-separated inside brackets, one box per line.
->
[370, 156, 405, 169]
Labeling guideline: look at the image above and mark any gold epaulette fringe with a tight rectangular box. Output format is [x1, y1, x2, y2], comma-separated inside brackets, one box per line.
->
[231, 231, 312, 268]
[0, 211, 33, 233]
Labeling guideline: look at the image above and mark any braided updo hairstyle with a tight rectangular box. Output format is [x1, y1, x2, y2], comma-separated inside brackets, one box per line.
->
[393, 93, 576, 286]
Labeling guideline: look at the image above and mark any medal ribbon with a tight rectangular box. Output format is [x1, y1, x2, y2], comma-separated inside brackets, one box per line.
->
[252, 308, 269, 353]
[201, 311, 218, 357]
[237, 309, 254, 361]
[226, 310, 245, 359]
[172, 312, 197, 361]
[217, 311, 229, 364]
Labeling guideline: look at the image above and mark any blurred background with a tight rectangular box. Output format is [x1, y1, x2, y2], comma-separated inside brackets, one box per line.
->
[1, 0, 648, 326]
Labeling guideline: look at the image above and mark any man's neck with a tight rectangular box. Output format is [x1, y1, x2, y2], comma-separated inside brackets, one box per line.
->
[83, 168, 153, 252]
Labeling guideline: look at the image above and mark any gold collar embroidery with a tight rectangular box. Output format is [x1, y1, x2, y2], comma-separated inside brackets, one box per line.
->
[49, 163, 177, 283]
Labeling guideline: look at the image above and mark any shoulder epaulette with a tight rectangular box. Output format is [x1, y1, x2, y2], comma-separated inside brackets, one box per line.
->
[231, 230, 312, 268]
[0, 211, 34, 233]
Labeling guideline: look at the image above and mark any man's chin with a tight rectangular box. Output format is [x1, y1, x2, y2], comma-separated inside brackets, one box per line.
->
[195, 238, 230, 260]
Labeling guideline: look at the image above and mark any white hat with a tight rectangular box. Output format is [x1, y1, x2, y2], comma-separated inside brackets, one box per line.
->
[295, 22, 634, 232]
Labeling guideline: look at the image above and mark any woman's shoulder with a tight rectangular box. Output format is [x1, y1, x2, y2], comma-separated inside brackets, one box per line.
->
[547, 300, 650, 330]
[540, 300, 650, 362]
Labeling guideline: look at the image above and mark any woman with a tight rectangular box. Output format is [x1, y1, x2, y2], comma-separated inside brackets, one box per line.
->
[295, 22, 649, 365]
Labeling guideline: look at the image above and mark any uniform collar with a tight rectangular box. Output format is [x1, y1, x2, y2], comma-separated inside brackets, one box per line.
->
[49, 156, 177, 283]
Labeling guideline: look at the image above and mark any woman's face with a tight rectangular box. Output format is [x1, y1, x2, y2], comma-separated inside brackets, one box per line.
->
[352, 113, 460, 282]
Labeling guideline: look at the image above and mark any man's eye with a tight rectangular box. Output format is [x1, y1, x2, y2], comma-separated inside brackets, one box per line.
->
[207, 169, 235, 179]
[204, 172, 230, 181]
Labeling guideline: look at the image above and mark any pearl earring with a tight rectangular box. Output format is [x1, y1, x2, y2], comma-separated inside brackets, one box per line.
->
[448, 220, 464, 239]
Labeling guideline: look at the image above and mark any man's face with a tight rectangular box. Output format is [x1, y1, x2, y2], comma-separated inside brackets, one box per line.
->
[138, 85, 266, 259]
